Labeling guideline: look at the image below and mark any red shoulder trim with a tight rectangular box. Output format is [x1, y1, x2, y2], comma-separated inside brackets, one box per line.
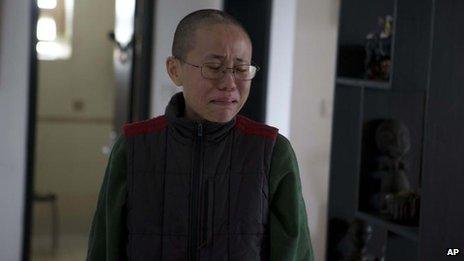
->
[235, 115, 278, 140]
[123, 116, 168, 137]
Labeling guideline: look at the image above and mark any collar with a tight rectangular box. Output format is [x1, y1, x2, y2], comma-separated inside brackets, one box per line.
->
[165, 92, 236, 144]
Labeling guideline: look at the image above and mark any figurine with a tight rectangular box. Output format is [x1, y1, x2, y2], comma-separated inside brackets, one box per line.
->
[364, 15, 393, 80]
[385, 191, 420, 225]
[369, 119, 420, 224]
[345, 219, 376, 261]
[365, 119, 411, 210]
[375, 119, 411, 196]
[328, 218, 385, 261]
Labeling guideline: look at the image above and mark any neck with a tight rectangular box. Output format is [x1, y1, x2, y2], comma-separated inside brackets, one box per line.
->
[184, 108, 205, 123]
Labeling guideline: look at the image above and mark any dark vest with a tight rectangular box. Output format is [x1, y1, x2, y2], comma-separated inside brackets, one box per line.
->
[123, 93, 277, 261]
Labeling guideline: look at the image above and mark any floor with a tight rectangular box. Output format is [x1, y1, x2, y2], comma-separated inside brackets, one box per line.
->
[31, 234, 88, 261]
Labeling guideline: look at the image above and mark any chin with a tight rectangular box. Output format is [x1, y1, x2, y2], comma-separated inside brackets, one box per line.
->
[206, 112, 236, 123]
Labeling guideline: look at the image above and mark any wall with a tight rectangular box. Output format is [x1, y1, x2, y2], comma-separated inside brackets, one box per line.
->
[0, 0, 31, 259]
[266, 0, 339, 259]
[289, 0, 339, 260]
[33, 0, 115, 235]
[266, 0, 297, 137]
[150, 0, 222, 117]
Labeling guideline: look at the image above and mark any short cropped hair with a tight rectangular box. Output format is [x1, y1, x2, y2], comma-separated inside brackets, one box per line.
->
[172, 9, 250, 60]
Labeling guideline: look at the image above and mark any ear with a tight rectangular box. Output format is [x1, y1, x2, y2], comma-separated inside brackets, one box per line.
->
[166, 56, 183, 86]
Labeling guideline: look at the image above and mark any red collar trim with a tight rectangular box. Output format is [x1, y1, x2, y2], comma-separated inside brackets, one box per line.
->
[235, 115, 278, 140]
[123, 116, 168, 137]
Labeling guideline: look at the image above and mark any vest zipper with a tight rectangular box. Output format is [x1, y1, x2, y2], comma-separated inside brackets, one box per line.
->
[189, 123, 203, 261]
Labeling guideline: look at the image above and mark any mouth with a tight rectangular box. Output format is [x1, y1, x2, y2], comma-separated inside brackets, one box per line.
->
[210, 98, 238, 106]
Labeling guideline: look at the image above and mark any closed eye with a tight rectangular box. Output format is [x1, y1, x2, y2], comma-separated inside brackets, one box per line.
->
[235, 66, 249, 73]
[204, 63, 222, 70]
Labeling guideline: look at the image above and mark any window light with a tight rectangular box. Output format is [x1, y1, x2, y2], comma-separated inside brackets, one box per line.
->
[115, 0, 136, 45]
[36, 41, 71, 60]
[37, 17, 57, 41]
[37, 0, 57, 9]
[35, 0, 74, 60]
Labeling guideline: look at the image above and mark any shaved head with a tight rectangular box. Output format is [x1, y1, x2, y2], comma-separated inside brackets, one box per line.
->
[172, 9, 250, 60]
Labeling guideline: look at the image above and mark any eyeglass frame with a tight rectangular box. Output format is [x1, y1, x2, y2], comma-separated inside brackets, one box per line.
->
[174, 56, 260, 81]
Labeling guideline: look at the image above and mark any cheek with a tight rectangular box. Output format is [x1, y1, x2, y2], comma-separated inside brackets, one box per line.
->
[237, 83, 251, 103]
[184, 79, 211, 106]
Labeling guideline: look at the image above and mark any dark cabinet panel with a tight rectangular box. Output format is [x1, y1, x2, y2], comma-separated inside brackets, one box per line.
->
[328, 85, 364, 219]
[420, 1, 464, 260]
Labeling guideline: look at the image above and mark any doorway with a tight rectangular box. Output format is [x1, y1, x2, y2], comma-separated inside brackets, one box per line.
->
[24, 0, 153, 259]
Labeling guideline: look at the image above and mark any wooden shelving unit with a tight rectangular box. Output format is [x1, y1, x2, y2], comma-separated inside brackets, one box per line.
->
[325, 0, 454, 260]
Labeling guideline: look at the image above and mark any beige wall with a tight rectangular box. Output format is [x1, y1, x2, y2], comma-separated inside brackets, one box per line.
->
[33, 0, 115, 235]
[289, 0, 339, 260]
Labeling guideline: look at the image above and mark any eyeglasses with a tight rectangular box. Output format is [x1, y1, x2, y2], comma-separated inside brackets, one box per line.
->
[176, 57, 260, 81]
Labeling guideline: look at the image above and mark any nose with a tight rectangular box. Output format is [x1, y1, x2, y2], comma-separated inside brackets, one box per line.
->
[218, 68, 237, 90]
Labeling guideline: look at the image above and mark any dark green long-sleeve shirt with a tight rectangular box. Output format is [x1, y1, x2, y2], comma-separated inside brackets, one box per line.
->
[87, 133, 314, 261]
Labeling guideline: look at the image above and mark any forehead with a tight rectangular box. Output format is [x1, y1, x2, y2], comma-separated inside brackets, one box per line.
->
[187, 23, 252, 62]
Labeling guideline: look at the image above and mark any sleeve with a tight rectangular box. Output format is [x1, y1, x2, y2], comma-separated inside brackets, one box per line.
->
[269, 134, 315, 261]
[86, 135, 127, 261]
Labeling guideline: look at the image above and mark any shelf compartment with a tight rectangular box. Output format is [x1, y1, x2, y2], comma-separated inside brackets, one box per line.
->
[337, 0, 397, 81]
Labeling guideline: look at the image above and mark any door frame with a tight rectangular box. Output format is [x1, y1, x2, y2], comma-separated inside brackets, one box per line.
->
[22, 1, 39, 260]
